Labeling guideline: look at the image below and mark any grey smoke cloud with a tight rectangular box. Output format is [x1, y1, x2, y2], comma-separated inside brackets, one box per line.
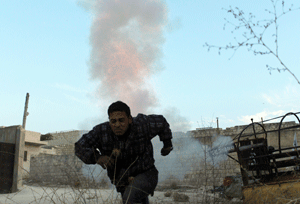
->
[78, 0, 193, 133]
[162, 107, 192, 132]
[80, 0, 168, 115]
[153, 132, 234, 182]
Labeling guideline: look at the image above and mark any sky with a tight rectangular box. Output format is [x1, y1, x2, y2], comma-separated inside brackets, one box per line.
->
[1, 0, 300, 134]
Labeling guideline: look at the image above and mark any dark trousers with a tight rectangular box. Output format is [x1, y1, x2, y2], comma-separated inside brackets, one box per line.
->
[121, 166, 158, 204]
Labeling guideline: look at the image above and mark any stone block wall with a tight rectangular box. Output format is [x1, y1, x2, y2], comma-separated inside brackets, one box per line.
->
[190, 121, 300, 150]
[182, 156, 240, 187]
[55, 144, 75, 155]
[45, 130, 82, 145]
[29, 154, 84, 185]
[41, 130, 88, 155]
[29, 154, 110, 188]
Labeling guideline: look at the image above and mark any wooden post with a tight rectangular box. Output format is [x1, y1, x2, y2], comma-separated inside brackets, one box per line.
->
[22, 93, 29, 129]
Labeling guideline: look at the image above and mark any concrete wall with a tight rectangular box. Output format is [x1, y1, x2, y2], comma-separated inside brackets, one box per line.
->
[23, 144, 56, 179]
[24, 131, 43, 178]
[42, 130, 87, 155]
[23, 130, 54, 179]
[29, 154, 83, 185]
[25, 130, 43, 143]
[183, 158, 240, 187]
[190, 121, 300, 150]
[44, 130, 83, 145]
[29, 154, 108, 188]
[0, 126, 20, 144]
[0, 126, 59, 184]
[0, 125, 25, 192]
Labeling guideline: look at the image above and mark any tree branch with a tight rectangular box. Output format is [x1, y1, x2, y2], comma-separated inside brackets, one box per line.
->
[204, 0, 300, 84]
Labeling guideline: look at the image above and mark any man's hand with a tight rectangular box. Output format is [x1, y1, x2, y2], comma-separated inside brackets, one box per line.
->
[97, 155, 114, 169]
[161, 139, 173, 156]
[161, 146, 173, 156]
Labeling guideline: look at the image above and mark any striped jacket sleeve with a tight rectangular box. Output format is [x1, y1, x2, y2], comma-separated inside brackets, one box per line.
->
[146, 114, 173, 141]
[75, 125, 101, 164]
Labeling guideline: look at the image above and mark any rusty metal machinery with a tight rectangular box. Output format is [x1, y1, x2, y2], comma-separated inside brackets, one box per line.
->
[230, 112, 300, 203]
[236, 120, 271, 186]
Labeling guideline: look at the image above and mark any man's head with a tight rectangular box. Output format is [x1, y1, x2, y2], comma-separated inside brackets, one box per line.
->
[108, 101, 132, 136]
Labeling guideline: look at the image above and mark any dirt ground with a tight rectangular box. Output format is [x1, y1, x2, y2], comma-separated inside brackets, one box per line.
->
[0, 185, 120, 204]
[0, 185, 242, 204]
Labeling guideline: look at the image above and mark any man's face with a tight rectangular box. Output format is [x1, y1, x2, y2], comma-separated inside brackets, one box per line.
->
[109, 111, 132, 136]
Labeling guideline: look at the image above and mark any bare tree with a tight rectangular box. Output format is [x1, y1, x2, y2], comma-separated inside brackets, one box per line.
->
[204, 0, 300, 84]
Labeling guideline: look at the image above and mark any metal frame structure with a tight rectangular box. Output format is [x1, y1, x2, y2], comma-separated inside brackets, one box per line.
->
[233, 112, 300, 187]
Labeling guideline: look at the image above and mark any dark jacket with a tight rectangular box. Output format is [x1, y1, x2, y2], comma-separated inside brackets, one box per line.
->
[75, 113, 172, 191]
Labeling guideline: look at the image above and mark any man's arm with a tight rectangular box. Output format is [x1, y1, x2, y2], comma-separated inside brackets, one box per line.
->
[146, 114, 173, 155]
[75, 126, 102, 164]
[146, 114, 172, 140]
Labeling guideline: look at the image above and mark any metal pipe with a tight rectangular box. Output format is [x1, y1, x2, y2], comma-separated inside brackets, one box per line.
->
[228, 142, 265, 153]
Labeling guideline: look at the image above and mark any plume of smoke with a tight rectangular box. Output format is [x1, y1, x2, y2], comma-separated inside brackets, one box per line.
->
[153, 132, 202, 182]
[81, 0, 168, 115]
[162, 107, 192, 132]
[76, 0, 237, 186]
[78, 117, 105, 131]
[153, 132, 234, 183]
[207, 135, 234, 165]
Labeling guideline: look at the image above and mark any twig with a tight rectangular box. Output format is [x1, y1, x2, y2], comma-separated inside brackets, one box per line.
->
[204, 0, 300, 84]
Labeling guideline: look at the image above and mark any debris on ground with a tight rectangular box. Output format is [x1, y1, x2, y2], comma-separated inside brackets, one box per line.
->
[173, 192, 189, 202]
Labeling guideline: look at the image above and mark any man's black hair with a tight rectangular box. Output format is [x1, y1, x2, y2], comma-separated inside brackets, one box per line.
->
[108, 101, 131, 117]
